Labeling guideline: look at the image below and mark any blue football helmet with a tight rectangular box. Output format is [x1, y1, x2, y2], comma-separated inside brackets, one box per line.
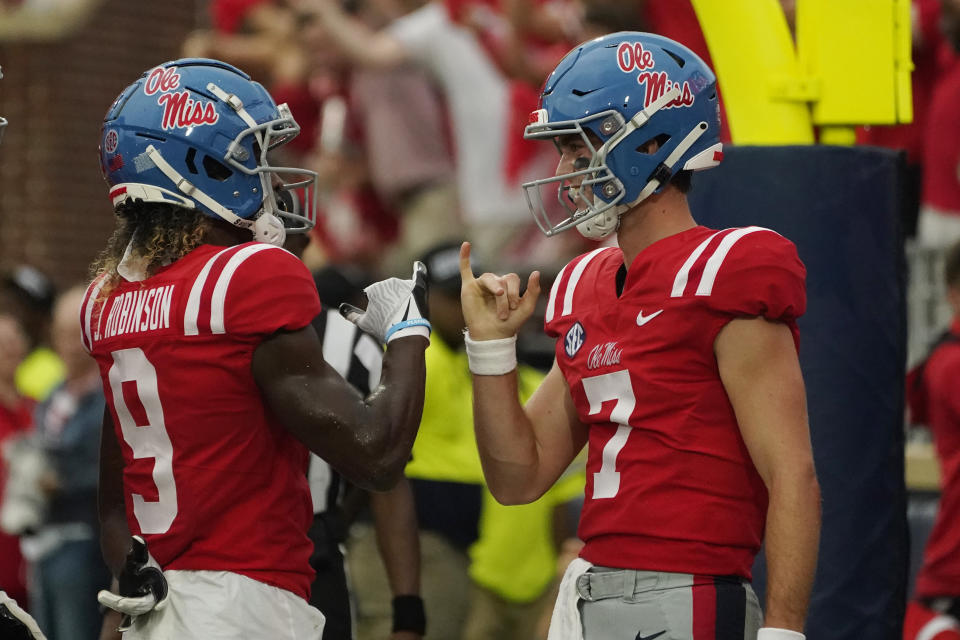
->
[522, 32, 723, 239]
[100, 58, 317, 246]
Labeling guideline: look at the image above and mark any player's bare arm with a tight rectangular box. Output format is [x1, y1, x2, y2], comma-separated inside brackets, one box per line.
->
[253, 325, 427, 492]
[98, 407, 132, 577]
[716, 316, 821, 633]
[368, 478, 424, 639]
[460, 242, 588, 504]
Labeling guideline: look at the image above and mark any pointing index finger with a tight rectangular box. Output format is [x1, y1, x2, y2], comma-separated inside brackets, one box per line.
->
[459, 242, 475, 283]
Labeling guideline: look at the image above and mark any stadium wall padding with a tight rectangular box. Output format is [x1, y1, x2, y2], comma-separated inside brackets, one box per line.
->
[687, 145, 909, 640]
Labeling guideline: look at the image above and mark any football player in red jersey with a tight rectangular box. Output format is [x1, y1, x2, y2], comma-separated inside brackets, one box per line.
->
[459, 33, 820, 640]
[85, 59, 430, 639]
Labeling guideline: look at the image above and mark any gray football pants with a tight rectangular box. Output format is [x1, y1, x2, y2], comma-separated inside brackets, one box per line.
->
[577, 566, 762, 640]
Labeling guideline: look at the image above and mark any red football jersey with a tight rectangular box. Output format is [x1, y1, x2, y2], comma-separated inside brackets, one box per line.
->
[544, 226, 806, 579]
[80, 242, 322, 599]
[914, 318, 960, 598]
[903, 600, 960, 640]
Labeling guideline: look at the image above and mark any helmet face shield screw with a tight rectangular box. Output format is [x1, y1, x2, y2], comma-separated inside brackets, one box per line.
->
[602, 182, 617, 197]
[600, 116, 619, 135]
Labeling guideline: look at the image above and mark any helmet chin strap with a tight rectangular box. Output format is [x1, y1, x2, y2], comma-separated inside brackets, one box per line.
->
[576, 120, 709, 240]
[145, 145, 286, 247]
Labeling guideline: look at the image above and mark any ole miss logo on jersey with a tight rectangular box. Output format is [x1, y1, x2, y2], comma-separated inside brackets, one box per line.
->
[144, 66, 219, 131]
[615, 42, 696, 110]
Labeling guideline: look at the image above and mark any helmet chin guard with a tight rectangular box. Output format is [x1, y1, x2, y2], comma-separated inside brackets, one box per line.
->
[521, 32, 723, 239]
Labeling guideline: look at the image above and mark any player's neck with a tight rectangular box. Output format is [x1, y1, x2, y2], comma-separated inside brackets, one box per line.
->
[202, 218, 254, 247]
[617, 188, 696, 268]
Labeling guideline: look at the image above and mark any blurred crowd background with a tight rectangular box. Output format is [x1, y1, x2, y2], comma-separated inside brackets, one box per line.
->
[1, 0, 960, 639]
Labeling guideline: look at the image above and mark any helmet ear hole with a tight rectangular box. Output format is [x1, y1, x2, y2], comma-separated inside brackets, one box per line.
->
[202, 155, 233, 182]
[636, 134, 671, 155]
[185, 148, 199, 175]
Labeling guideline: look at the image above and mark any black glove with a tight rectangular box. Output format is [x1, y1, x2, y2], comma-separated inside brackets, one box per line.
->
[0, 590, 47, 640]
[97, 536, 168, 630]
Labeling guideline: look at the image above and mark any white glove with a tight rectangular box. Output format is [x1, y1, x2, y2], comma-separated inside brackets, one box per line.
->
[97, 536, 168, 630]
[0, 590, 47, 640]
[340, 261, 431, 344]
[757, 628, 805, 640]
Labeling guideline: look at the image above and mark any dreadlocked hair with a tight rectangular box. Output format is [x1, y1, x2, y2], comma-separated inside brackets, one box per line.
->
[90, 202, 209, 298]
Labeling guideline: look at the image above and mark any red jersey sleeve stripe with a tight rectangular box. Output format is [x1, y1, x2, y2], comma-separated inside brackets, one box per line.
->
[671, 230, 723, 298]
[80, 274, 108, 352]
[184, 246, 236, 336]
[560, 248, 609, 318]
[917, 614, 960, 640]
[209, 244, 280, 334]
[694, 226, 767, 297]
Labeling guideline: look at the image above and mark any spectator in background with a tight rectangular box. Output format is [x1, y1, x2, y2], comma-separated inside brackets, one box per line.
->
[0, 267, 63, 402]
[904, 239, 960, 640]
[182, 0, 303, 86]
[919, 0, 960, 249]
[284, 232, 426, 640]
[294, 0, 538, 269]
[299, 2, 464, 277]
[0, 64, 48, 640]
[0, 313, 33, 612]
[463, 463, 582, 640]
[348, 242, 582, 640]
[861, 0, 948, 240]
[19, 286, 109, 640]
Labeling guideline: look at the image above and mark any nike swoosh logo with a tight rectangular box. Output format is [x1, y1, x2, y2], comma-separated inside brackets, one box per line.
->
[636, 631, 666, 640]
[636, 309, 663, 326]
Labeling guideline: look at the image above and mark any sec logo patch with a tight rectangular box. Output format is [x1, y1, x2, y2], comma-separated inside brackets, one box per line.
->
[564, 322, 585, 358]
[104, 129, 119, 154]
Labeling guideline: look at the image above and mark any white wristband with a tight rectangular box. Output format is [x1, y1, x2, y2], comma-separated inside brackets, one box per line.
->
[758, 628, 805, 640]
[464, 332, 517, 375]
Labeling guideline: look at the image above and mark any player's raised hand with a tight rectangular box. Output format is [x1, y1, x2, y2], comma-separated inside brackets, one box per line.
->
[340, 261, 431, 345]
[459, 242, 541, 341]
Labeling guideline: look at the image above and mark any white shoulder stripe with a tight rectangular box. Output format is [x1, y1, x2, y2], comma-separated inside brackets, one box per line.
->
[545, 261, 570, 324]
[80, 275, 107, 352]
[917, 615, 960, 640]
[561, 247, 609, 318]
[671, 230, 724, 298]
[210, 244, 278, 334]
[695, 226, 766, 296]
[184, 246, 236, 336]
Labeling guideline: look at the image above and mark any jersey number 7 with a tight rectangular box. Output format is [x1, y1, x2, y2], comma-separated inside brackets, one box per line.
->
[582, 370, 636, 499]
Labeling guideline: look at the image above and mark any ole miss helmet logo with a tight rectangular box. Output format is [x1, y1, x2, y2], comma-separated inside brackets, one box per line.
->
[616, 42, 695, 110]
[144, 66, 219, 131]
